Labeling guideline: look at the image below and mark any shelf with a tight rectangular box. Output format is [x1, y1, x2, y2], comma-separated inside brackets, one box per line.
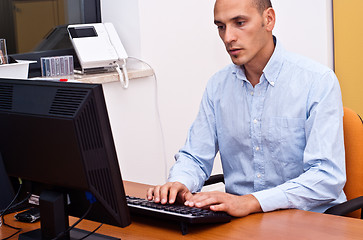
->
[30, 58, 154, 84]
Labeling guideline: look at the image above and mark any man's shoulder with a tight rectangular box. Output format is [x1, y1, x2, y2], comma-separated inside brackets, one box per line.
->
[282, 50, 333, 76]
[213, 64, 236, 77]
[207, 64, 236, 85]
[202, 64, 238, 98]
[279, 49, 339, 92]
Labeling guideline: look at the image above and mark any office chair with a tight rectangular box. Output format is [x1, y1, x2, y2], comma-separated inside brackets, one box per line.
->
[324, 107, 363, 218]
[204, 174, 224, 186]
[204, 107, 363, 219]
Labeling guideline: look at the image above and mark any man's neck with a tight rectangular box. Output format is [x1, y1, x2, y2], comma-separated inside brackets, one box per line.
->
[243, 37, 275, 87]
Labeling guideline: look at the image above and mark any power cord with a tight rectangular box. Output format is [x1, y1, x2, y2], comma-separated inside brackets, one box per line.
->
[51, 201, 94, 240]
[2, 189, 102, 240]
[0, 193, 32, 216]
[78, 223, 103, 240]
[1, 178, 23, 240]
[52, 192, 104, 240]
[115, 59, 129, 89]
[127, 57, 169, 182]
[0, 219, 22, 240]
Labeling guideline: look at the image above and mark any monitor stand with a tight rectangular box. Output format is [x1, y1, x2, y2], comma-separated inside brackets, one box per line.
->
[18, 190, 120, 240]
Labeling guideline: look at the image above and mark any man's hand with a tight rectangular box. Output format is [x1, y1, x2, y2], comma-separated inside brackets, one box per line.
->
[184, 191, 262, 217]
[146, 182, 193, 205]
[147, 183, 262, 217]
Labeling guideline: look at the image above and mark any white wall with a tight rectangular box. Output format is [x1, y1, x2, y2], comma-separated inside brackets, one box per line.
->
[100, 0, 334, 185]
[101, 0, 142, 58]
[271, 0, 334, 69]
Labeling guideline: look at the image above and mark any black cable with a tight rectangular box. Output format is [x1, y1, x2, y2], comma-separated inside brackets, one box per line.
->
[1, 185, 100, 240]
[1, 215, 22, 240]
[0, 193, 32, 216]
[0, 179, 23, 217]
[1, 178, 23, 240]
[78, 223, 103, 240]
[51, 202, 94, 240]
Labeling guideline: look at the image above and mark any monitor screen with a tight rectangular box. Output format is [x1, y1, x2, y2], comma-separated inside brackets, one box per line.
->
[0, 78, 131, 239]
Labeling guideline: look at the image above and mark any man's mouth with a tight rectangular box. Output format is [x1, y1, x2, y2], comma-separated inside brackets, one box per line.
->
[228, 48, 242, 55]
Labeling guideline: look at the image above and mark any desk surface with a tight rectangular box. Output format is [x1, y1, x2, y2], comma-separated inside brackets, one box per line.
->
[1, 181, 363, 240]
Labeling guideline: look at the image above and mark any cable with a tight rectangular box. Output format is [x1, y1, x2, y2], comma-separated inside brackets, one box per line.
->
[115, 59, 129, 89]
[0, 178, 23, 217]
[0, 193, 31, 216]
[1, 178, 23, 240]
[128, 57, 169, 182]
[0, 223, 22, 240]
[51, 202, 94, 240]
[78, 223, 103, 240]
[2, 190, 98, 240]
[51, 203, 93, 240]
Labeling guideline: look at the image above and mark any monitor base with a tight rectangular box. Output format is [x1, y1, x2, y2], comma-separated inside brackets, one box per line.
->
[19, 228, 120, 240]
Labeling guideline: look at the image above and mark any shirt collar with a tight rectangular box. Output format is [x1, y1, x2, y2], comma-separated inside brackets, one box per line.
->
[232, 36, 284, 87]
[262, 36, 284, 87]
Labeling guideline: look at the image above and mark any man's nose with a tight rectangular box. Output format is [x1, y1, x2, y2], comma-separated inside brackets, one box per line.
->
[223, 26, 237, 44]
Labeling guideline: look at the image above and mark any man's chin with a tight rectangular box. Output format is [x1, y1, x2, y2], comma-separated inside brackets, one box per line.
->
[230, 56, 245, 66]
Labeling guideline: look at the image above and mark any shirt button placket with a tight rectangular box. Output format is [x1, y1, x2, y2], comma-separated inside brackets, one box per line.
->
[253, 82, 267, 191]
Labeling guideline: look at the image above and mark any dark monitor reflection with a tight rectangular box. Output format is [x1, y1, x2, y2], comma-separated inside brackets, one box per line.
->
[0, 0, 101, 55]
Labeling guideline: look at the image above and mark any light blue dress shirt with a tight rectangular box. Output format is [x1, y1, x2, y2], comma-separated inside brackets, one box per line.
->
[168, 38, 346, 213]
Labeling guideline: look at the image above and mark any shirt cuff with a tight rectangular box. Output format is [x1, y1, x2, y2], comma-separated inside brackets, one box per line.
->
[252, 187, 290, 212]
[167, 175, 198, 193]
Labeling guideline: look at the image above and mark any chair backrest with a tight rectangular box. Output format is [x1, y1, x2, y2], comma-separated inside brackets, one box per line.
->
[342, 107, 363, 218]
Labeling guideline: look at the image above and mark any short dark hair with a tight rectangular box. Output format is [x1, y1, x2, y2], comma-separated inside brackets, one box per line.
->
[253, 0, 272, 14]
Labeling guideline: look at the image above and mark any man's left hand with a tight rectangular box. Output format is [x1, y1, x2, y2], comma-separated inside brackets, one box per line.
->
[184, 191, 262, 217]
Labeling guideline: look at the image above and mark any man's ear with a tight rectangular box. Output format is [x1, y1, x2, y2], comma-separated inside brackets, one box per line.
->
[264, 7, 275, 32]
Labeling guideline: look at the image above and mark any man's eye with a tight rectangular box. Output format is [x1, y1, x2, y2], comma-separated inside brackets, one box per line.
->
[237, 21, 245, 26]
[217, 25, 225, 30]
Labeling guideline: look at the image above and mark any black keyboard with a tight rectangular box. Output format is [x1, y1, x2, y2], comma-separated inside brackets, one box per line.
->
[126, 196, 231, 235]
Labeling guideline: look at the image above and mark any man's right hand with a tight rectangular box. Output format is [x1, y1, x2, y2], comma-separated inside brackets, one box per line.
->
[146, 182, 193, 204]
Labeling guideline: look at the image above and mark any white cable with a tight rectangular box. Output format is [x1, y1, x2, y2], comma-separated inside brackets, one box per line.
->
[115, 59, 129, 89]
[128, 57, 169, 182]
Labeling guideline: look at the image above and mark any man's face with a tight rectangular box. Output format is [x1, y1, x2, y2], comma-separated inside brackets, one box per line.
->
[214, 0, 272, 66]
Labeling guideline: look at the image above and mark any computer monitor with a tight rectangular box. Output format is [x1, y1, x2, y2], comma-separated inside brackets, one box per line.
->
[0, 78, 131, 240]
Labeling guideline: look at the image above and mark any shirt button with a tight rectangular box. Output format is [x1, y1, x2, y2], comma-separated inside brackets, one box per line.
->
[253, 119, 258, 124]
[255, 146, 260, 151]
[257, 173, 261, 178]
[250, 91, 254, 96]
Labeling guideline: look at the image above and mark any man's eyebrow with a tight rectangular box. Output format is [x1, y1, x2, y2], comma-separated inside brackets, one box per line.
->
[232, 15, 249, 21]
[214, 15, 249, 25]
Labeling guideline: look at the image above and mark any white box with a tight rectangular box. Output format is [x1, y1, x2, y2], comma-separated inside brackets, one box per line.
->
[0, 60, 36, 79]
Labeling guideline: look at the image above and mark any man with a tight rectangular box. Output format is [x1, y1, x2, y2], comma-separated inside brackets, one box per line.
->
[147, 0, 346, 217]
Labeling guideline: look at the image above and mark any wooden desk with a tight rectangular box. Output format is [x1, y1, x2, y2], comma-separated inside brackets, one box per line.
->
[1, 181, 363, 240]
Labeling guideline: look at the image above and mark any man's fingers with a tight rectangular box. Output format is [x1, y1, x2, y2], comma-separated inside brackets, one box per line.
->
[153, 185, 162, 203]
[185, 192, 218, 207]
[146, 187, 155, 200]
[146, 182, 190, 205]
[183, 191, 193, 202]
[160, 184, 172, 204]
[210, 203, 226, 212]
[170, 182, 192, 204]
[168, 184, 180, 204]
